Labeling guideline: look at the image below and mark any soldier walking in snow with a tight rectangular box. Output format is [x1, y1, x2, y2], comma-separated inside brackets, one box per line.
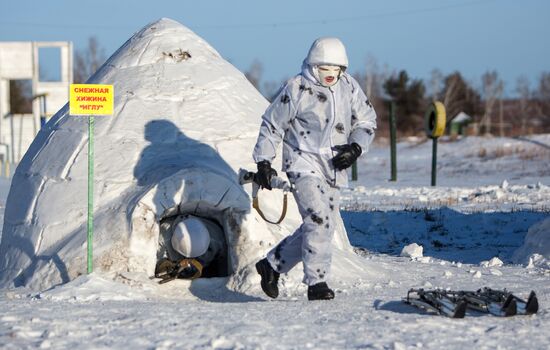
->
[252, 37, 377, 300]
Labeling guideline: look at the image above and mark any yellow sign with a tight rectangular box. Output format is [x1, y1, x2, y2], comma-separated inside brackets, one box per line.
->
[70, 84, 114, 116]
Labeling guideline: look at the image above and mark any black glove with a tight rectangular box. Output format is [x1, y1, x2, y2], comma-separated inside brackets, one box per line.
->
[256, 160, 278, 190]
[331, 143, 362, 170]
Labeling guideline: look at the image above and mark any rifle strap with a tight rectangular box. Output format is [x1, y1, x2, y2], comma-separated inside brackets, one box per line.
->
[253, 192, 288, 225]
[179, 258, 203, 279]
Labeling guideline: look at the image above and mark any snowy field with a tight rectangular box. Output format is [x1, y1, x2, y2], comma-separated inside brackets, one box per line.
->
[1, 134, 549, 349]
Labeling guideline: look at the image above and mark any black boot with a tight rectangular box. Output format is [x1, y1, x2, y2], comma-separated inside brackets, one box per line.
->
[308, 282, 335, 301]
[255, 258, 280, 299]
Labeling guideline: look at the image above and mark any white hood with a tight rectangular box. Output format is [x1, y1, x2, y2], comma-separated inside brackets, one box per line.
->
[305, 37, 349, 68]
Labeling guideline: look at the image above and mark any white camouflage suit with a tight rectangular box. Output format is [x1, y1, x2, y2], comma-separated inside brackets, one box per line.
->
[252, 38, 377, 286]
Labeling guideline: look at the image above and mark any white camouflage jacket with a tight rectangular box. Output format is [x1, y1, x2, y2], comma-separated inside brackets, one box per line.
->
[253, 63, 377, 188]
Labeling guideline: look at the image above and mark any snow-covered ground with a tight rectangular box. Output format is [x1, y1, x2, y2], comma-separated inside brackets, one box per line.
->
[1, 17, 549, 350]
[1, 134, 549, 349]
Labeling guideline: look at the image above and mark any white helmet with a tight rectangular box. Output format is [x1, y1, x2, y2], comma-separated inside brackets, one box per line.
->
[305, 37, 349, 68]
[171, 216, 211, 258]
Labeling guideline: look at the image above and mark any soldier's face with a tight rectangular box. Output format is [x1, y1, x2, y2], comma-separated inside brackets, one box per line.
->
[317, 65, 341, 87]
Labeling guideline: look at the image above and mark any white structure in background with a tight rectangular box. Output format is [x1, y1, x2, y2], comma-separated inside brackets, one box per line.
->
[452, 111, 472, 124]
[0, 41, 72, 164]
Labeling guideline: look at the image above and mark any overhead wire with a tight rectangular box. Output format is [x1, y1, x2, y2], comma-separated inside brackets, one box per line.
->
[196, 0, 497, 29]
[0, 0, 497, 31]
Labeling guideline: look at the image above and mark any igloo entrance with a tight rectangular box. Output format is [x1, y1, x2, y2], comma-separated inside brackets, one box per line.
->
[156, 212, 230, 279]
[129, 167, 251, 281]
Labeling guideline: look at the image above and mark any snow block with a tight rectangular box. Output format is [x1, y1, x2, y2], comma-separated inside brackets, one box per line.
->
[400, 243, 424, 259]
[480, 257, 504, 268]
[512, 217, 550, 269]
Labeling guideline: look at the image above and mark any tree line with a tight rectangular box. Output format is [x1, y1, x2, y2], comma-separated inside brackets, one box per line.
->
[246, 58, 550, 138]
[9, 37, 550, 138]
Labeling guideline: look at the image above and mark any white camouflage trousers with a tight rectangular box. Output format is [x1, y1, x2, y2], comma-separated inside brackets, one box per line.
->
[267, 174, 341, 286]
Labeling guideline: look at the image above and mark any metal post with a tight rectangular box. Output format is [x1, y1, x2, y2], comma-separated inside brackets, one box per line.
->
[41, 95, 47, 128]
[87, 116, 94, 273]
[389, 101, 397, 181]
[9, 113, 15, 164]
[431, 137, 438, 186]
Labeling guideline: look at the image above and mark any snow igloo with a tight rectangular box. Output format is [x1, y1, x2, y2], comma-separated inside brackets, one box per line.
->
[0, 18, 373, 294]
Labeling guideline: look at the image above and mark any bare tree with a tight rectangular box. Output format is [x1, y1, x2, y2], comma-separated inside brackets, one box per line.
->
[244, 59, 263, 91]
[442, 73, 467, 119]
[515, 76, 531, 135]
[352, 55, 390, 135]
[352, 55, 387, 100]
[436, 72, 483, 136]
[537, 72, 550, 100]
[74, 37, 106, 84]
[536, 72, 550, 131]
[361, 54, 383, 99]
[480, 70, 504, 135]
[537, 72, 550, 109]
[428, 68, 444, 102]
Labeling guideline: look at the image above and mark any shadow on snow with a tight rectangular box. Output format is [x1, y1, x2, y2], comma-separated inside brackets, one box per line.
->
[342, 208, 547, 264]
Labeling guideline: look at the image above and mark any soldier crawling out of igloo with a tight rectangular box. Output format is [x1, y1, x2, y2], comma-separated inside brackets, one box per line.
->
[252, 37, 377, 300]
[155, 215, 229, 283]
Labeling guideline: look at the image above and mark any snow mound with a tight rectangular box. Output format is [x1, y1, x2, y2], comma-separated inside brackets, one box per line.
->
[480, 257, 503, 268]
[36, 273, 153, 302]
[0, 18, 376, 293]
[400, 243, 423, 259]
[512, 217, 550, 269]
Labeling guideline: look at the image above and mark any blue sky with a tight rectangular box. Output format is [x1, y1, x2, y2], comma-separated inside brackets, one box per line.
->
[1, 0, 548, 96]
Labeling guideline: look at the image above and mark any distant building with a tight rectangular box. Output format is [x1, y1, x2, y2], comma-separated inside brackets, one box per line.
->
[449, 111, 472, 136]
[0, 41, 72, 164]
